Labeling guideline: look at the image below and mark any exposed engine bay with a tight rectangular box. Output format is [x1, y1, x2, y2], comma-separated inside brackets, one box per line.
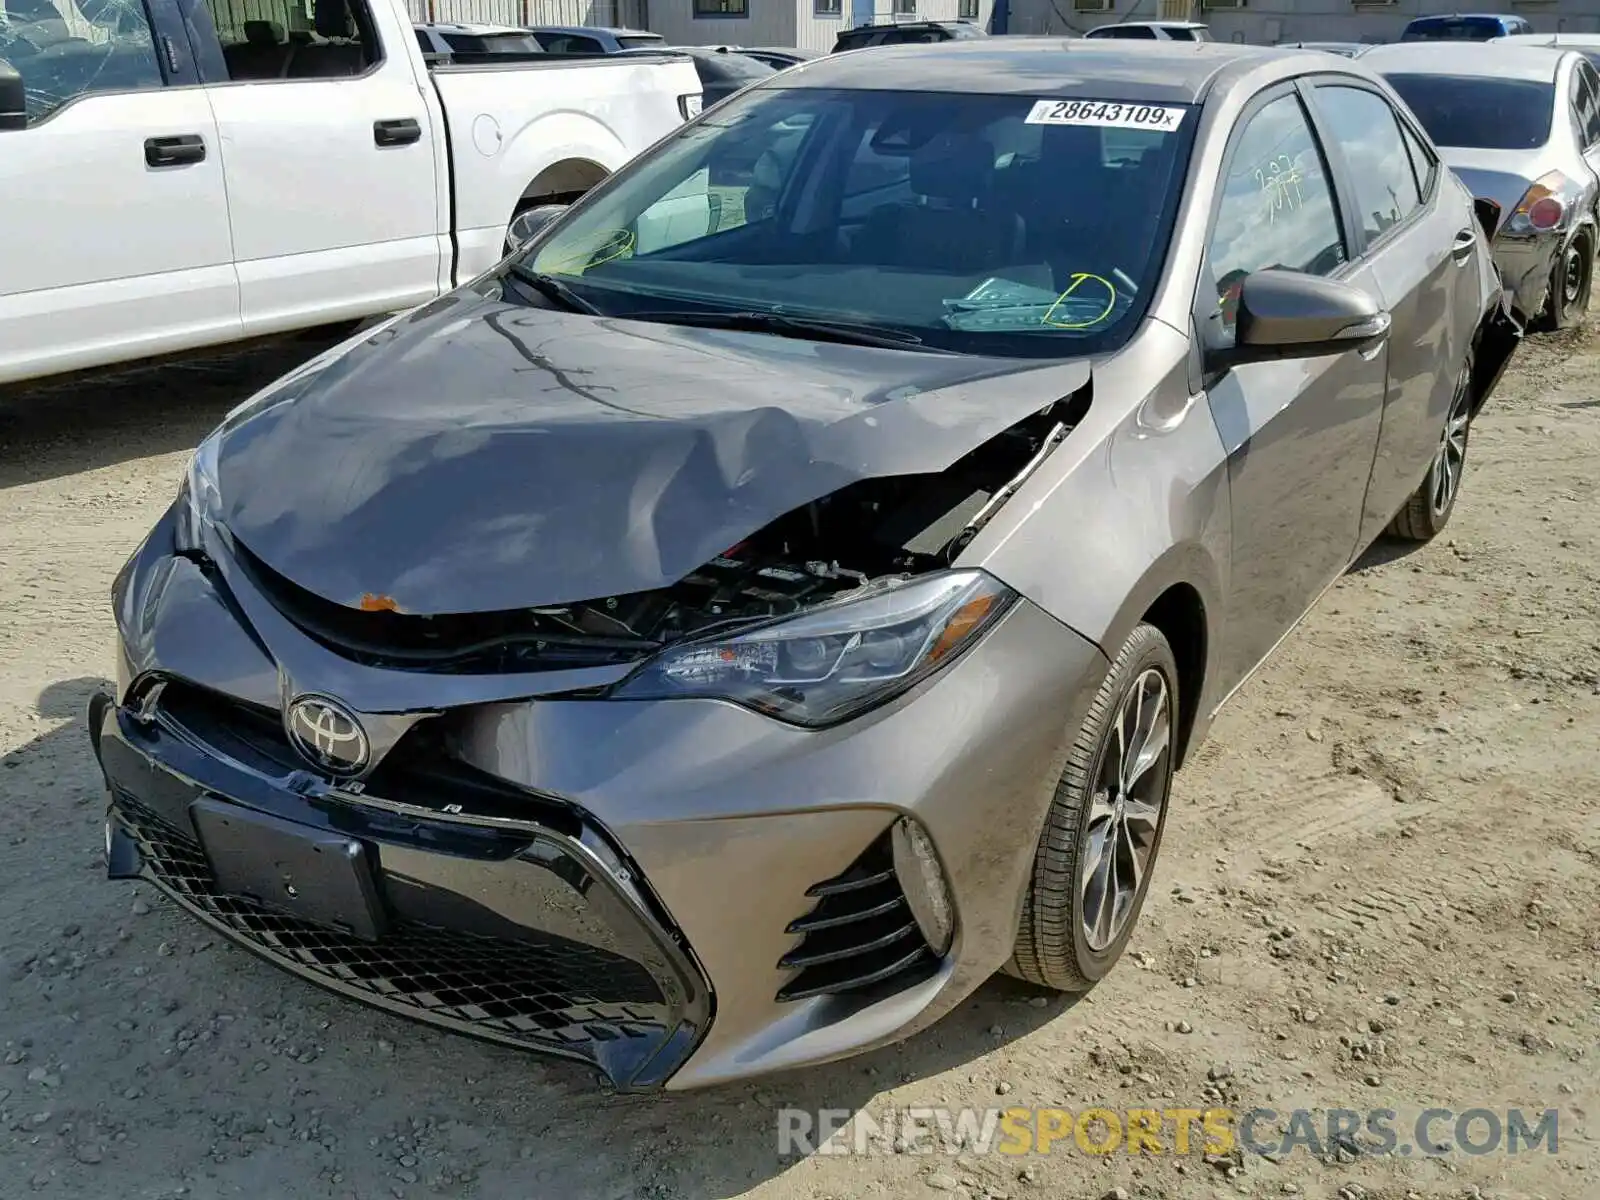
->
[239, 389, 1089, 675]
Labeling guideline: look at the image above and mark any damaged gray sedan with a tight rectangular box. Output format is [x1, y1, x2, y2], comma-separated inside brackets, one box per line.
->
[92, 40, 1516, 1090]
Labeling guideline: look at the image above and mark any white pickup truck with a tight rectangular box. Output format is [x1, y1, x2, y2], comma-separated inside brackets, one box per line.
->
[0, 0, 701, 387]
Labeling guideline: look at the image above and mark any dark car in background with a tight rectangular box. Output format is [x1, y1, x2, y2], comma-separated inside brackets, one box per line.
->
[616, 44, 777, 105]
[737, 46, 821, 69]
[1365, 42, 1600, 327]
[1400, 13, 1533, 42]
[831, 19, 985, 52]
[527, 25, 665, 54]
[413, 22, 544, 57]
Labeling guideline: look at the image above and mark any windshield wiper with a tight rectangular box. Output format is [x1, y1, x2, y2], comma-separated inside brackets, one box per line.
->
[627, 309, 933, 351]
[504, 263, 602, 316]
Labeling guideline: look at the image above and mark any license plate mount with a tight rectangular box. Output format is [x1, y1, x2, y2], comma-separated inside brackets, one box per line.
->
[190, 798, 387, 941]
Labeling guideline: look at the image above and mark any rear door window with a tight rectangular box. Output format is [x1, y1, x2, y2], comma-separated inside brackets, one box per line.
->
[1313, 84, 1423, 244]
[534, 32, 603, 53]
[1575, 61, 1600, 148]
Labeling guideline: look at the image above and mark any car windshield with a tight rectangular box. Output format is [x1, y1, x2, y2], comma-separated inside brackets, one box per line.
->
[1382, 74, 1554, 149]
[516, 88, 1195, 357]
[442, 31, 542, 53]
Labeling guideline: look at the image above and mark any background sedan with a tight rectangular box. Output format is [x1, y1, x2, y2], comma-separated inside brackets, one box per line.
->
[1365, 42, 1600, 328]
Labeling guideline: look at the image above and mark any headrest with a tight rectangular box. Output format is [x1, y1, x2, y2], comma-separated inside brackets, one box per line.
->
[243, 19, 282, 45]
[908, 134, 996, 206]
[314, 0, 351, 39]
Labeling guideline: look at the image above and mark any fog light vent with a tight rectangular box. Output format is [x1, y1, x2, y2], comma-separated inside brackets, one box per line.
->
[775, 822, 947, 1003]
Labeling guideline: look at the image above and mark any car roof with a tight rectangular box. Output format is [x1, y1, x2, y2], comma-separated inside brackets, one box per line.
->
[1405, 11, 1516, 22]
[1494, 32, 1600, 47]
[794, 38, 1278, 103]
[527, 25, 659, 37]
[417, 22, 527, 35]
[1088, 20, 1207, 30]
[1361, 41, 1569, 81]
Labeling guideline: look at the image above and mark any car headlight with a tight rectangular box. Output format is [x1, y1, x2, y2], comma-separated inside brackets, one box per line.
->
[172, 433, 221, 554]
[613, 570, 1015, 727]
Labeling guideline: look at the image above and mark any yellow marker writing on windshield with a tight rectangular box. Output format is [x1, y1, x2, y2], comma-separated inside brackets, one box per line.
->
[1042, 272, 1117, 329]
[547, 229, 635, 276]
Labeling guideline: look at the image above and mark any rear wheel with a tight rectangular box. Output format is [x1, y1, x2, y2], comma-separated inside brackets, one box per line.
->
[1388, 350, 1473, 543]
[1009, 623, 1178, 992]
[1543, 229, 1593, 330]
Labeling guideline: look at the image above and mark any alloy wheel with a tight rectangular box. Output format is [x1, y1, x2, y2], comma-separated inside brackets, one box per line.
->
[1430, 373, 1472, 517]
[1079, 667, 1173, 952]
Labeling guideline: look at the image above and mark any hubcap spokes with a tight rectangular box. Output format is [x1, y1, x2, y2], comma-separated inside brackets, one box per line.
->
[1431, 377, 1472, 516]
[1080, 668, 1172, 952]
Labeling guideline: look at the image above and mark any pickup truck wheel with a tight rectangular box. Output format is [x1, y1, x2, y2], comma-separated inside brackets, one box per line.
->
[1008, 623, 1178, 993]
[1387, 350, 1473, 542]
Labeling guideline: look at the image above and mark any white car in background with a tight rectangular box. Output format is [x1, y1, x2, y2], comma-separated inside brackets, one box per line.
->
[1491, 31, 1600, 72]
[0, 0, 701, 388]
[1083, 21, 1211, 42]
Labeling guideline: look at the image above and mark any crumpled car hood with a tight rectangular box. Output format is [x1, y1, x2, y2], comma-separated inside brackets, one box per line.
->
[215, 288, 1090, 614]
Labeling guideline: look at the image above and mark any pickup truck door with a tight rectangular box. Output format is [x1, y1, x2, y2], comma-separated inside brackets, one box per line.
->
[184, 0, 446, 336]
[0, 0, 239, 386]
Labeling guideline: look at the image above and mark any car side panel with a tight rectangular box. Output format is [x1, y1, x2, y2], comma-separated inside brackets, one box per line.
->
[959, 320, 1234, 741]
[1354, 163, 1468, 548]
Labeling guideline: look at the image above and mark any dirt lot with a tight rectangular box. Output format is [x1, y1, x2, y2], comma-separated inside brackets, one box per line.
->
[0, 325, 1595, 1200]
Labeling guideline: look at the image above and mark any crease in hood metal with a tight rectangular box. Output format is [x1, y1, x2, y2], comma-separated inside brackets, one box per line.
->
[215, 289, 1091, 614]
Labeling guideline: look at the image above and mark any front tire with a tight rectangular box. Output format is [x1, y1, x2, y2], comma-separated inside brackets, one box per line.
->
[1009, 623, 1178, 992]
[1387, 349, 1473, 543]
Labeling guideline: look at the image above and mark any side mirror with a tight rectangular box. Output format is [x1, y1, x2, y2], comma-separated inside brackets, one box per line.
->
[1208, 269, 1390, 371]
[505, 204, 568, 254]
[0, 60, 26, 132]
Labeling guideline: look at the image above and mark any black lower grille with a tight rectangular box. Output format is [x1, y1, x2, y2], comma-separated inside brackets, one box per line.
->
[114, 793, 681, 1069]
[776, 830, 938, 1003]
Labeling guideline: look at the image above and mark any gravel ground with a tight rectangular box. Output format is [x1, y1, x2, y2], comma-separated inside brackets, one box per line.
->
[0, 325, 1596, 1200]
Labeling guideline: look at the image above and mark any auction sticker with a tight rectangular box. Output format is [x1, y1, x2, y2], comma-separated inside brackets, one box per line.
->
[1024, 99, 1186, 131]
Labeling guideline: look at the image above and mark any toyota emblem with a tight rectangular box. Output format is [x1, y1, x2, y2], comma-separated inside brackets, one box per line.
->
[284, 695, 369, 776]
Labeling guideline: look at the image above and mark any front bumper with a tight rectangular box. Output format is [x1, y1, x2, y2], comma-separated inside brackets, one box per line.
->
[90, 686, 710, 1090]
[100, 515, 1107, 1089]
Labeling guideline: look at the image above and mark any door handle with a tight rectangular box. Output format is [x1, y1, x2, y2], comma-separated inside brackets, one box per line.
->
[144, 134, 206, 168]
[1451, 228, 1477, 266]
[373, 118, 422, 147]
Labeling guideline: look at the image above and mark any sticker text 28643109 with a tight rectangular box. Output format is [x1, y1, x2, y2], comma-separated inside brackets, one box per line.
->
[1024, 99, 1186, 132]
